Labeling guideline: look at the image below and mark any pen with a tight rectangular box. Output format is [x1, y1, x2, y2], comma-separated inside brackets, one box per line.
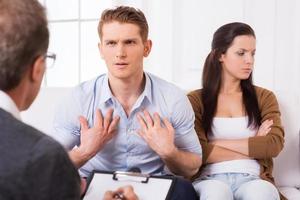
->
[113, 192, 124, 200]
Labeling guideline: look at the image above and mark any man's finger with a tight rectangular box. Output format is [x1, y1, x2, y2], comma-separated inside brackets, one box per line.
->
[143, 110, 154, 127]
[107, 115, 120, 134]
[137, 130, 147, 141]
[80, 178, 87, 195]
[103, 190, 114, 199]
[153, 112, 161, 128]
[163, 118, 173, 132]
[104, 108, 113, 130]
[94, 109, 103, 128]
[117, 185, 135, 198]
[137, 113, 148, 131]
[79, 116, 89, 132]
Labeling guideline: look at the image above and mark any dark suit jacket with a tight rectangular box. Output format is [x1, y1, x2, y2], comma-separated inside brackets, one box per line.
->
[0, 108, 81, 200]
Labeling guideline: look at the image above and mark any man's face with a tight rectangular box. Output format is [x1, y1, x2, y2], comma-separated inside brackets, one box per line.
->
[99, 21, 151, 81]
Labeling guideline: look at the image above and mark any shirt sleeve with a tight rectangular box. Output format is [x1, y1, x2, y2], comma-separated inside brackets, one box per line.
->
[25, 137, 81, 200]
[248, 88, 285, 159]
[52, 88, 82, 149]
[171, 93, 202, 156]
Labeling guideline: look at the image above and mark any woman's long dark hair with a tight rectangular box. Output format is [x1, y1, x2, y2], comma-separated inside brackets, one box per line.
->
[202, 22, 261, 135]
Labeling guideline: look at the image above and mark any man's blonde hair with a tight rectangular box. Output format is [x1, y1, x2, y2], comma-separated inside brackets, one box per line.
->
[98, 6, 149, 42]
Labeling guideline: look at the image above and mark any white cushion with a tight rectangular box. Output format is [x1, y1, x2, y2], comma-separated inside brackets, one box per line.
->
[273, 91, 300, 188]
[21, 87, 71, 136]
[278, 187, 300, 200]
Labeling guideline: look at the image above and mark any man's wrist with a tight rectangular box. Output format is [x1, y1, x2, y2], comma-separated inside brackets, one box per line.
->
[73, 147, 93, 162]
[160, 145, 178, 160]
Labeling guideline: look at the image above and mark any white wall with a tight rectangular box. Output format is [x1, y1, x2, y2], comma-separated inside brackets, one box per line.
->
[39, 0, 300, 96]
[172, 0, 300, 95]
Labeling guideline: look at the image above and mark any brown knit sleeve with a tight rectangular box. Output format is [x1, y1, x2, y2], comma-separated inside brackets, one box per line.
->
[248, 87, 284, 159]
[187, 90, 214, 164]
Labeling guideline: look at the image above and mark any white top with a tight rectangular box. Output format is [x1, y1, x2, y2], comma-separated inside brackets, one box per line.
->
[0, 90, 21, 120]
[202, 117, 260, 176]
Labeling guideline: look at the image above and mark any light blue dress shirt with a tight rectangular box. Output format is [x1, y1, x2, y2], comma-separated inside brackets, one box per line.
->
[53, 73, 202, 177]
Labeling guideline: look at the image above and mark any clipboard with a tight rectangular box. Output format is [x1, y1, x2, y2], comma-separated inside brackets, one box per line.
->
[82, 170, 175, 200]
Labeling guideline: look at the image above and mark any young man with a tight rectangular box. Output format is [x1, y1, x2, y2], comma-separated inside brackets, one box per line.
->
[53, 6, 202, 199]
[0, 0, 81, 199]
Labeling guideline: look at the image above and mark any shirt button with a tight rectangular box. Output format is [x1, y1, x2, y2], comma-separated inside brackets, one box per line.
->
[130, 129, 136, 134]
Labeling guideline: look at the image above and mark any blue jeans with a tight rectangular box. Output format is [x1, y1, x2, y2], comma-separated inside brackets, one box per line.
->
[193, 173, 280, 200]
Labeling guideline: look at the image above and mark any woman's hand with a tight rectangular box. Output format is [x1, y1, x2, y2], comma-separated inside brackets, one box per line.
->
[256, 119, 273, 136]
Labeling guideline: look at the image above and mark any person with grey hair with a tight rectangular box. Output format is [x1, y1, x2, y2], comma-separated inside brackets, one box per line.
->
[0, 0, 139, 199]
[0, 0, 81, 199]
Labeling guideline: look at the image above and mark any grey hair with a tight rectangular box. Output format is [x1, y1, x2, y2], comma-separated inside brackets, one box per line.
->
[0, 0, 49, 91]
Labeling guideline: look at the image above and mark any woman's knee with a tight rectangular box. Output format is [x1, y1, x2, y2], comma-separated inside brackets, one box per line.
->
[234, 179, 280, 200]
[194, 180, 233, 200]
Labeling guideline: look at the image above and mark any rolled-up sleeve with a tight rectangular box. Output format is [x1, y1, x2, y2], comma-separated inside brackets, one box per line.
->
[172, 94, 202, 156]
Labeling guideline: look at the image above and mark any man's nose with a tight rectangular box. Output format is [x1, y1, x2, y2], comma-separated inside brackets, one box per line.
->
[116, 44, 126, 58]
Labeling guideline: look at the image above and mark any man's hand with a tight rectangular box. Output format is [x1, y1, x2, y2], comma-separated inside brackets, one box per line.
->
[137, 110, 177, 159]
[103, 185, 138, 200]
[80, 178, 87, 196]
[78, 108, 120, 158]
[257, 119, 273, 136]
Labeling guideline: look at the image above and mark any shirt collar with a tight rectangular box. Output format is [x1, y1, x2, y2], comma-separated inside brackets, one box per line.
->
[98, 73, 153, 105]
[98, 74, 114, 105]
[0, 90, 21, 120]
[141, 72, 153, 104]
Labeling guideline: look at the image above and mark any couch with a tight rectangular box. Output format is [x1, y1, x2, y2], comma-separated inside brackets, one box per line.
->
[21, 88, 300, 199]
[272, 91, 300, 199]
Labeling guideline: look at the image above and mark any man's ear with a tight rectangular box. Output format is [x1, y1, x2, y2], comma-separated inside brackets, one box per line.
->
[98, 42, 104, 59]
[143, 39, 152, 57]
[30, 55, 45, 82]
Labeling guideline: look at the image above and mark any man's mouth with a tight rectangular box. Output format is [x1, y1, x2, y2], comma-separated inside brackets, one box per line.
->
[115, 62, 128, 66]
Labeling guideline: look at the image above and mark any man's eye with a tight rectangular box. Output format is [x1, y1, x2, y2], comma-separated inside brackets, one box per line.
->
[237, 52, 244, 56]
[106, 41, 116, 46]
[125, 40, 135, 45]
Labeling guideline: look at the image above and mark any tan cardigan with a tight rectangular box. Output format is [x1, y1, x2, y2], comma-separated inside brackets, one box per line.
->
[188, 86, 286, 200]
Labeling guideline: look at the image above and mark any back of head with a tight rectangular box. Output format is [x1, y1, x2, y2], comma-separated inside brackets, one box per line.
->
[0, 0, 49, 91]
[98, 6, 149, 42]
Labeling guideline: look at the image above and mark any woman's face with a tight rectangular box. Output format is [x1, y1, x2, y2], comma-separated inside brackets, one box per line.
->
[219, 35, 256, 81]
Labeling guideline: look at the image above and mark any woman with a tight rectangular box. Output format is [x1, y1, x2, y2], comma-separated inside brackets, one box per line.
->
[188, 22, 285, 200]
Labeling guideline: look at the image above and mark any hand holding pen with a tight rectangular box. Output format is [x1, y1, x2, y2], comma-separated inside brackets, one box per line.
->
[103, 185, 138, 200]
